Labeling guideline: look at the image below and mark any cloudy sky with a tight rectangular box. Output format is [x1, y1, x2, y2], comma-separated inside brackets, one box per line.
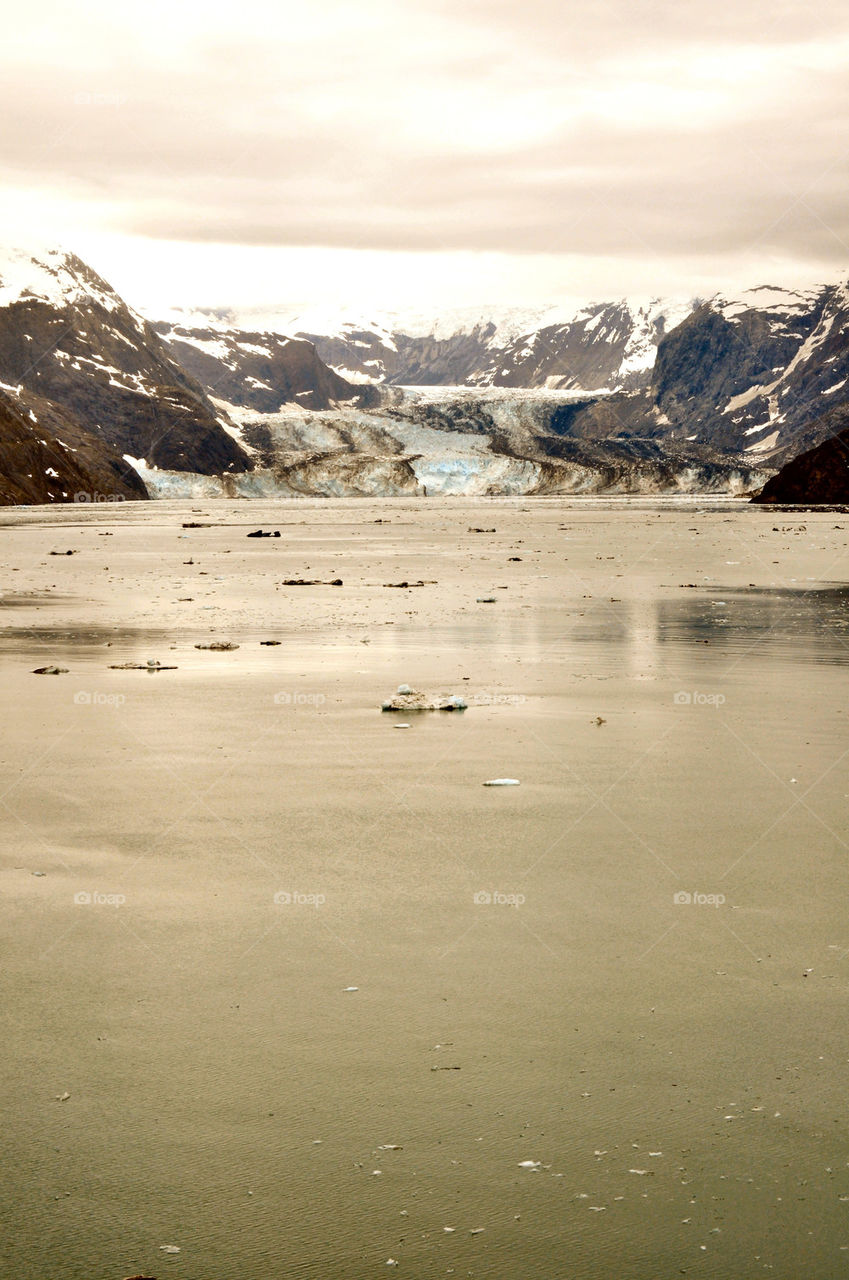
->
[3, 0, 849, 312]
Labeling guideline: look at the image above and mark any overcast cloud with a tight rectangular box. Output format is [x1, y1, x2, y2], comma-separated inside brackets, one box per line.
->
[2, 0, 849, 310]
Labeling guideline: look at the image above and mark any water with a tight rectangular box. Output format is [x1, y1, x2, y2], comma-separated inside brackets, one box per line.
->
[1, 498, 847, 1278]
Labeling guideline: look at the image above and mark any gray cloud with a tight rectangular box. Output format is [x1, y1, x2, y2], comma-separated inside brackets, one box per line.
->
[2, 0, 849, 287]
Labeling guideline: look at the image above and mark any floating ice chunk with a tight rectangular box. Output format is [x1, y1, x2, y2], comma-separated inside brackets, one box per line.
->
[159, 1244, 181, 1253]
[55, 1092, 70, 1102]
[397, 684, 412, 695]
[518, 1160, 542, 1170]
[483, 778, 520, 786]
[343, 986, 359, 992]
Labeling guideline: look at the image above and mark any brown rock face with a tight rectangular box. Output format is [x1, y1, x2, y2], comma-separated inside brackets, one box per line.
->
[753, 407, 849, 503]
[0, 387, 146, 505]
[0, 250, 252, 496]
[154, 323, 375, 412]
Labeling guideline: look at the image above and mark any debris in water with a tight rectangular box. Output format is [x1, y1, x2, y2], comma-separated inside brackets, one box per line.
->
[109, 662, 177, 670]
[32, 666, 68, 675]
[382, 688, 467, 712]
[194, 642, 239, 651]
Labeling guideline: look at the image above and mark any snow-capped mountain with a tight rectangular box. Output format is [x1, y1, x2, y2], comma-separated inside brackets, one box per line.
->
[152, 316, 376, 412]
[2, 243, 849, 504]
[652, 280, 849, 463]
[0, 246, 253, 499]
[165, 298, 697, 392]
[270, 298, 696, 391]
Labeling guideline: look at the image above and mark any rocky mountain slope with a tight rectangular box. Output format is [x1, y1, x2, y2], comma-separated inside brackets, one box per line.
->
[0, 383, 146, 505]
[0, 248, 255, 501]
[753, 405, 849, 504]
[152, 318, 378, 413]
[249, 298, 695, 392]
[651, 283, 849, 465]
[4, 244, 849, 504]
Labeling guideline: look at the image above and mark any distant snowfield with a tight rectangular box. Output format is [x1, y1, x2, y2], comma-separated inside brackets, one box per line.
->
[393, 384, 610, 403]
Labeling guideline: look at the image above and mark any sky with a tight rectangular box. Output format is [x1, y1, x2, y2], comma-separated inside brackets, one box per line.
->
[2, 0, 849, 314]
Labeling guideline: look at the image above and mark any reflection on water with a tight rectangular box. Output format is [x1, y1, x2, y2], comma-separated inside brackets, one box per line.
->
[362, 585, 849, 671]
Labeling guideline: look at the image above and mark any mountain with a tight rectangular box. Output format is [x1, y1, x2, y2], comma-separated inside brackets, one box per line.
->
[649, 283, 849, 464]
[0, 383, 146, 505]
[4, 245, 849, 504]
[0, 247, 252, 495]
[752, 405, 849, 504]
[258, 298, 696, 392]
[237, 283, 849, 470]
[152, 317, 376, 412]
